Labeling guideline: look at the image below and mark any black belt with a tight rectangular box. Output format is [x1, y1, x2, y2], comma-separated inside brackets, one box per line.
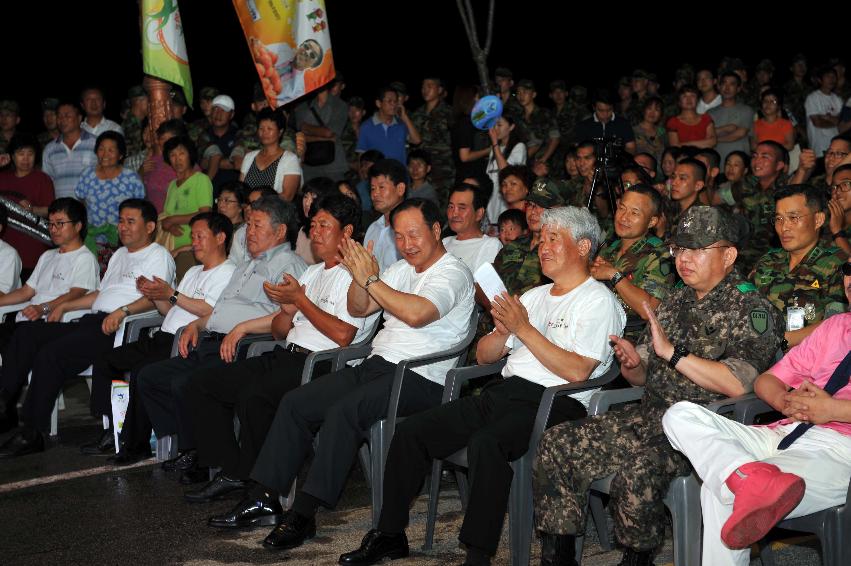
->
[285, 343, 313, 355]
[205, 331, 227, 341]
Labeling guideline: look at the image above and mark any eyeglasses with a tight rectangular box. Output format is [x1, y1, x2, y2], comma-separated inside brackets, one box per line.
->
[831, 180, 851, 193]
[825, 151, 850, 160]
[842, 263, 851, 276]
[773, 213, 812, 226]
[669, 244, 731, 258]
[47, 220, 74, 229]
[762, 98, 779, 105]
[217, 198, 239, 205]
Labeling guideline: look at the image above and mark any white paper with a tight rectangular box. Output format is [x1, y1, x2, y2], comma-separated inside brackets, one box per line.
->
[474, 263, 508, 304]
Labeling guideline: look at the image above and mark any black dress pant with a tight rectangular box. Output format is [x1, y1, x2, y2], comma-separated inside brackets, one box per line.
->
[377, 376, 587, 556]
[136, 334, 225, 450]
[189, 347, 321, 479]
[251, 356, 444, 510]
[89, 330, 174, 451]
[0, 313, 114, 433]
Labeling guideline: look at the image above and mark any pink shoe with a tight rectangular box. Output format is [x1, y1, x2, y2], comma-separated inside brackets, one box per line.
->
[721, 462, 805, 549]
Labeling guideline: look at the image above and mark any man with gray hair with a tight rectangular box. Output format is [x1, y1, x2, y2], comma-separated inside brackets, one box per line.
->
[137, 196, 307, 482]
[340, 206, 626, 566]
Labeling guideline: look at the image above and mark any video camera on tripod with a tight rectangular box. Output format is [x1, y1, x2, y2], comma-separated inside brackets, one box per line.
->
[586, 136, 634, 216]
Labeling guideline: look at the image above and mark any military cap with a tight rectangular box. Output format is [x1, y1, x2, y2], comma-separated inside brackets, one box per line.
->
[41, 98, 59, 112]
[618, 76, 631, 87]
[199, 86, 220, 100]
[348, 96, 365, 109]
[526, 177, 565, 208]
[632, 69, 650, 80]
[549, 80, 567, 92]
[127, 85, 146, 99]
[516, 79, 536, 91]
[494, 67, 513, 80]
[674, 65, 695, 83]
[755, 59, 775, 74]
[673, 206, 739, 249]
[569, 85, 588, 99]
[0, 100, 20, 114]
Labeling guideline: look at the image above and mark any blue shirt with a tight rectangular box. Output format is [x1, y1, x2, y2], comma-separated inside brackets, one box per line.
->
[356, 114, 409, 163]
[42, 131, 97, 199]
[75, 167, 146, 230]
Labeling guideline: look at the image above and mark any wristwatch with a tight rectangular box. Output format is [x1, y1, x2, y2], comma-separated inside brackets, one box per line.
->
[610, 271, 625, 287]
[41, 304, 51, 316]
[169, 290, 180, 305]
[668, 343, 690, 368]
[120, 306, 131, 317]
[364, 274, 380, 290]
[832, 229, 848, 240]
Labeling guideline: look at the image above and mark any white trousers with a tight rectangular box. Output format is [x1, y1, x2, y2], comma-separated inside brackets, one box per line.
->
[662, 401, 851, 566]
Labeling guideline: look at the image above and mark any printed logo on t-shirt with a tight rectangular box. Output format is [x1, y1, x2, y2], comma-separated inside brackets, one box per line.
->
[548, 316, 567, 330]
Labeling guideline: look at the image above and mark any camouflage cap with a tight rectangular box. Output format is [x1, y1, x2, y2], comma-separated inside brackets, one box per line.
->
[790, 53, 807, 65]
[171, 88, 187, 107]
[569, 85, 588, 99]
[516, 79, 535, 91]
[0, 100, 20, 114]
[549, 80, 567, 92]
[199, 86, 220, 100]
[673, 206, 739, 249]
[755, 59, 775, 74]
[127, 85, 146, 99]
[41, 98, 59, 112]
[526, 177, 564, 208]
[632, 69, 650, 80]
[618, 76, 631, 87]
[674, 65, 695, 83]
[494, 67, 513, 80]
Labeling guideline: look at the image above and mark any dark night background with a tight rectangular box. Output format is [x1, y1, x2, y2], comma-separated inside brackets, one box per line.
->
[1, 2, 843, 128]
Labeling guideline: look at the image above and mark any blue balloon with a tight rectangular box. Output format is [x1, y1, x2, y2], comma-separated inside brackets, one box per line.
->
[470, 95, 503, 130]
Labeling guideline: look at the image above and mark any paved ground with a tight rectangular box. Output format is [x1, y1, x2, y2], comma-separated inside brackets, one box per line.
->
[0, 380, 826, 565]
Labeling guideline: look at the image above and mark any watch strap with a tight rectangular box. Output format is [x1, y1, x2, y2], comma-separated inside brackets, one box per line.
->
[364, 275, 380, 290]
[668, 343, 689, 368]
[610, 271, 625, 287]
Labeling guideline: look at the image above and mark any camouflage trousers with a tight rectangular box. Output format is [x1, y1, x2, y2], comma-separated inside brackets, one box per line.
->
[533, 405, 690, 550]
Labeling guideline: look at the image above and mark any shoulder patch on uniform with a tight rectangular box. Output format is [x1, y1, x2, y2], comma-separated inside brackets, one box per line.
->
[810, 279, 820, 289]
[737, 282, 757, 293]
[749, 309, 769, 334]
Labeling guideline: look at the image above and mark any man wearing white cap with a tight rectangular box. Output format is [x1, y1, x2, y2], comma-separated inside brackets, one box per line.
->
[199, 94, 241, 194]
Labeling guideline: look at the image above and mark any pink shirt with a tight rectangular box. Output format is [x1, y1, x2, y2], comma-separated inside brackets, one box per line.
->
[141, 154, 175, 213]
[768, 312, 851, 437]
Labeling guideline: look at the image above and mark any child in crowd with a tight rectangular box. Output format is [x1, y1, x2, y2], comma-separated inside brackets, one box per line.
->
[497, 208, 528, 245]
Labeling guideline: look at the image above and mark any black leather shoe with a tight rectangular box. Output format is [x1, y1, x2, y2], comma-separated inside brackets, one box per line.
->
[0, 389, 18, 434]
[0, 428, 45, 458]
[263, 509, 317, 550]
[617, 549, 656, 566]
[184, 472, 247, 503]
[208, 492, 283, 529]
[108, 447, 153, 466]
[540, 531, 577, 566]
[338, 529, 409, 565]
[80, 428, 115, 455]
[162, 449, 196, 471]
[179, 465, 211, 485]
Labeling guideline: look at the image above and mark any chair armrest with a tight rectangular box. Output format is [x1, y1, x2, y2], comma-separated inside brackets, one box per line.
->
[443, 360, 507, 403]
[588, 386, 645, 416]
[705, 393, 757, 417]
[300, 348, 343, 385]
[123, 313, 165, 344]
[170, 326, 187, 358]
[334, 343, 373, 369]
[734, 396, 775, 425]
[247, 339, 287, 358]
[0, 302, 31, 321]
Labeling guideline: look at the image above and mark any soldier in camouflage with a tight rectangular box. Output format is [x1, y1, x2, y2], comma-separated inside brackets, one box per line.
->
[411, 78, 455, 204]
[782, 54, 812, 146]
[514, 79, 560, 167]
[121, 85, 148, 158]
[190, 86, 219, 143]
[492, 178, 564, 297]
[739, 141, 790, 272]
[534, 206, 785, 566]
[560, 141, 614, 240]
[667, 158, 707, 241]
[750, 184, 848, 350]
[592, 185, 674, 342]
[38, 98, 60, 149]
[0, 100, 20, 155]
[341, 96, 365, 175]
[494, 67, 523, 123]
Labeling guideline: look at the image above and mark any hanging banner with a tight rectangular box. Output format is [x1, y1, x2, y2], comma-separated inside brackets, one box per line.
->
[232, 0, 336, 108]
[142, 0, 194, 107]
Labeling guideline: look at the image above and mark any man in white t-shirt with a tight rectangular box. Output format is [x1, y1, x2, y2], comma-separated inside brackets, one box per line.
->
[0, 199, 175, 457]
[241, 198, 475, 551]
[805, 66, 844, 157]
[0, 199, 97, 356]
[362, 159, 406, 271]
[0, 203, 22, 295]
[341, 207, 625, 566]
[696, 69, 722, 115]
[187, 194, 377, 509]
[136, 196, 307, 480]
[82, 212, 236, 462]
[79, 87, 123, 137]
[442, 182, 503, 274]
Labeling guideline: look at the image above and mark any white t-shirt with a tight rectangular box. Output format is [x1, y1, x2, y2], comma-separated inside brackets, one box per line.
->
[0, 239, 22, 294]
[228, 224, 249, 266]
[442, 235, 503, 274]
[369, 252, 475, 384]
[486, 142, 527, 225]
[697, 94, 722, 115]
[364, 215, 401, 272]
[160, 260, 238, 334]
[503, 278, 626, 407]
[286, 263, 378, 351]
[18, 246, 99, 322]
[805, 90, 843, 157]
[92, 243, 176, 313]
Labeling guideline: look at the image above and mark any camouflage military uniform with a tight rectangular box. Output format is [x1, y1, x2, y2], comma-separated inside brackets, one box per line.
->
[37, 131, 57, 149]
[751, 244, 848, 327]
[341, 120, 359, 170]
[783, 79, 813, 142]
[411, 102, 455, 201]
[516, 106, 559, 162]
[533, 270, 784, 549]
[560, 177, 587, 207]
[807, 173, 830, 198]
[121, 114, 145, 157]
[186, 118, 206, 147]
[598, 236, 675, 341]
[501, 95, 524, 124]
[739, 177, 783, 272]
[492, 235, 549, 297]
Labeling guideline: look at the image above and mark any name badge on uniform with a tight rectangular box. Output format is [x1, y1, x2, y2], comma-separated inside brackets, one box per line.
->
[786, 307, 805, 331]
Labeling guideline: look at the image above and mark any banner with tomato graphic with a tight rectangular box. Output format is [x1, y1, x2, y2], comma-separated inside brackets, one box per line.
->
[142, 0, 194, 107]
[232, 0, 335, 108]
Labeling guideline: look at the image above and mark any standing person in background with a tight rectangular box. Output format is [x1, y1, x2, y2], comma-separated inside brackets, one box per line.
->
[240, 108, 302, 201]
[805, 66, 843, 157]
[80, 87, 123, 137]
[412, 77, 455, 202]
[37, 98, 60, 149]
[295, 84, 348, 183]
[753, 90, 795, 151]
[140, 119, 189, 214]
[356, 86, 421, 164]
[41, 101, 96, 199]
[666, 84, 717, 149]
[485, 116, 527, 227]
